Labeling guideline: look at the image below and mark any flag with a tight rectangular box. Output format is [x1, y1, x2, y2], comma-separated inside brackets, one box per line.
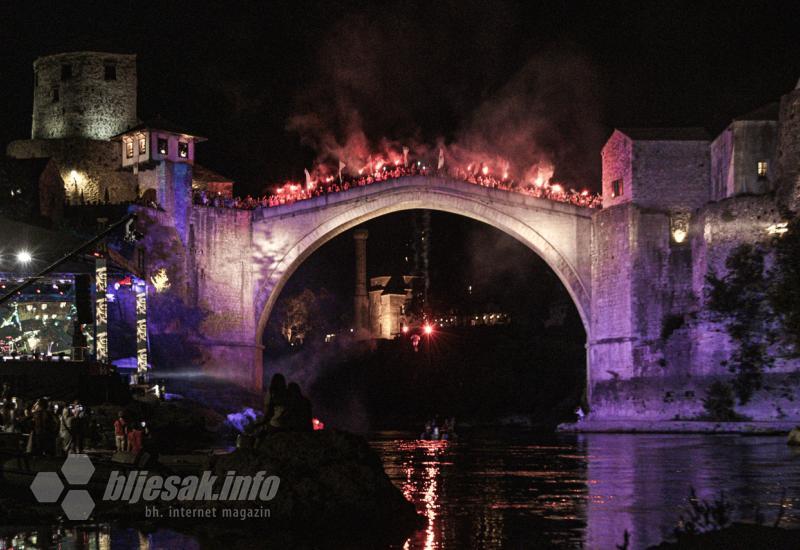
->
[403, 147, 409, 167]
[338, 160, 346, 182]
[304, 169, 314, 190]
[437, 148, 445, 170]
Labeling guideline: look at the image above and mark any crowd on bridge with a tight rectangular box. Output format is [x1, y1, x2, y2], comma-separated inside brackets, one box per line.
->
[192, 163, 602, 211]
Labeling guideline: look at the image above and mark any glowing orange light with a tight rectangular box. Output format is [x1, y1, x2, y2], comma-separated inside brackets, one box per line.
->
[551, 184, 563, 193]
[402, 326, 409, 333]
[481, 165, 489, 176]
[424, 324, 433, 335]
[502, 172, 509, 180]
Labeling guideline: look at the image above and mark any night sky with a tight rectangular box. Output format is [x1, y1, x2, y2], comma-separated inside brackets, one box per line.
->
[2, 1, 800, 328]
[2, 1, 799, 192]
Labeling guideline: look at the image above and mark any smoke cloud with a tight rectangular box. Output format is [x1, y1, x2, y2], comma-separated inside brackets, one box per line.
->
[287, 6, 604, 189]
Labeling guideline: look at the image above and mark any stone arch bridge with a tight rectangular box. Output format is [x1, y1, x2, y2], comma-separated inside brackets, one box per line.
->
[144, 175, 595, 393]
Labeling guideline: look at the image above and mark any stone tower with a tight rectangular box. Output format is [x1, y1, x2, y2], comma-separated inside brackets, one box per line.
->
[32, 52, 137, 140]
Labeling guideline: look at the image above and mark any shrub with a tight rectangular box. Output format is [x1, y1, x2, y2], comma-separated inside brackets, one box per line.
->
[702, 381, 739, 421]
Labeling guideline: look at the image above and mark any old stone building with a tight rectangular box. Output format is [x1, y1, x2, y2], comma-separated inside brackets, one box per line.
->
[589, 80, 800, 420]
[368, 275, 417, 339]
[5, 51, 232, 209]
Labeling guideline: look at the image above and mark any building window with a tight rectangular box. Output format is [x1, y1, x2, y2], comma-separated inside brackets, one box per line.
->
[61, 64, 72, 81]
[125, 140, 134, 159]
[178, 142, 189, 159]
[52, 86, 60, 103]
[611, 179, 623, 198]
[157, 138, 168, 155]
[138, 135, 146, 154]
[104, 63, 117, 81]
[757, 161, 768, 178]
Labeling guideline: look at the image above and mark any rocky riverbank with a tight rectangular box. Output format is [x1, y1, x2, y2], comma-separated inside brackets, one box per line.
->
[0, 428, 422, 547]
[558, 419, 800, 434]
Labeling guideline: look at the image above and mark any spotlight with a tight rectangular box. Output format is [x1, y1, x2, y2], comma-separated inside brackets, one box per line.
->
[424, 324, 433, 335]
[16, 250, 32, 264]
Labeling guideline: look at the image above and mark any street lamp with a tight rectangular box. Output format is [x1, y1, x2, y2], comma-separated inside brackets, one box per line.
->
[16, 250, 32, 265]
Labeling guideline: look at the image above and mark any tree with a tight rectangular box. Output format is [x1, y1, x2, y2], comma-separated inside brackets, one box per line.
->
[706, 244, 776, 404]
[770, 216, 800, 354]
[281, 289, 319, 345]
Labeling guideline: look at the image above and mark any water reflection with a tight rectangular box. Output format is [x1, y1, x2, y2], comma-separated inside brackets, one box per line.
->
[373, 431, 800, 549]
[583, 434, 800, 549]
[0, 525, 197, 550]
[4, 433, 799, 548]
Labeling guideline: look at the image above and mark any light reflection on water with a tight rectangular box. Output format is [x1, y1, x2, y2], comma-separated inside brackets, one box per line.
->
[371, 431, 800, 549]
[3, 432, 800, 549]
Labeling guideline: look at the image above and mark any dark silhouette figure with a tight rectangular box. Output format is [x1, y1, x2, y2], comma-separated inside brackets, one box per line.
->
[263, 373, 288, 429]
[286, 382, 313, 432]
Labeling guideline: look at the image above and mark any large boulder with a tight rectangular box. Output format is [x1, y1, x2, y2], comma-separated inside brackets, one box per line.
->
[205, 430, 422, 539]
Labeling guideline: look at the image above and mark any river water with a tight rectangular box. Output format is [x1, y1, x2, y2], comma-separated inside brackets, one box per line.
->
[3, 431, 799, 549]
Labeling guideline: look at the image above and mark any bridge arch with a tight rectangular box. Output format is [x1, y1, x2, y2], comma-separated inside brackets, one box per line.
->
[252, 178, 593, 372]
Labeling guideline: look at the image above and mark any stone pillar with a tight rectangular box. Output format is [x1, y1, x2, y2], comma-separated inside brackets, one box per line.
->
[353, 229, 370, 339]
[777, 80, 800, 214]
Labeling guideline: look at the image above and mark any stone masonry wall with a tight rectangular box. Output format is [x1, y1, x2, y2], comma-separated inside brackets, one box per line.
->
[601, 131, 633, 207]
[631, 140, 710, 211]
[591, 191, 800, 420]
[778, 86, 800, 213]
[6, 138, 137, 204]
[32, 52, 137, 140]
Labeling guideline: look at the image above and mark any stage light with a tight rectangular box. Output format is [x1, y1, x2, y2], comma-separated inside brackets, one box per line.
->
[424, 324, 433, 335]
[402, 326, 409, 334]
[16, 250, 32, 264]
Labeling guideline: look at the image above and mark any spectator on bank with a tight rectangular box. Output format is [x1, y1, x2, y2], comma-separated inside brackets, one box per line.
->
[69, 401, 87, 454]
[263, 373, 289, 430]
[127, 421, 148, 455]
[114, 411, 128, 452]
[27, 399, 58, 456]
[0, 382, 11, 401]
[59, 407, 73, 455]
